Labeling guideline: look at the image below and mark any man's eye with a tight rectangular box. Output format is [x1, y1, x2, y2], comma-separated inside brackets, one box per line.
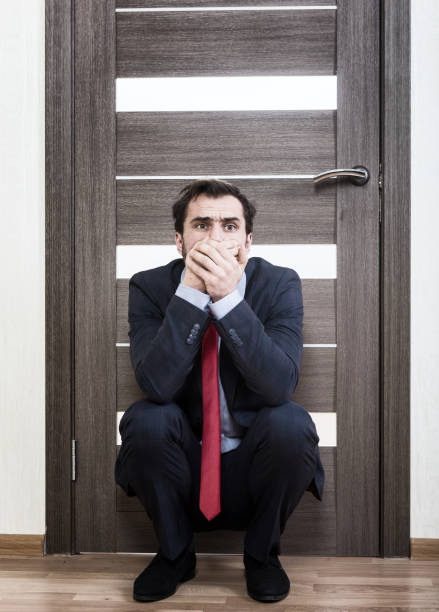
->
[225, 224, 237, 231]
[195, 223, 207, 230]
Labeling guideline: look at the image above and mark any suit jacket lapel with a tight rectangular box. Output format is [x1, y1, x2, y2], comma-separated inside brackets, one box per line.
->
[243, 256, 257, 309]
[218, 257, 257, 409]
[219, 340, 239, 409]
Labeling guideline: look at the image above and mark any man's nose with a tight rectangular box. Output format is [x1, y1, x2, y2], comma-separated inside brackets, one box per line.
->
[209, 223, 223, 241]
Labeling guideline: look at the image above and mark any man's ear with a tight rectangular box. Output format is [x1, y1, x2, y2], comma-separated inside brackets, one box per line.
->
[245, 232, 253, 251]
[175, 232, 183, 255]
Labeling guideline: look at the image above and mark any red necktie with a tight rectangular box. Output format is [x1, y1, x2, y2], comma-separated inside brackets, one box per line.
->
[199, 321, 221, 521]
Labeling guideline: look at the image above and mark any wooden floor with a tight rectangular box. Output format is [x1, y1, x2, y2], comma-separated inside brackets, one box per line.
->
[0, 553, 438, 611]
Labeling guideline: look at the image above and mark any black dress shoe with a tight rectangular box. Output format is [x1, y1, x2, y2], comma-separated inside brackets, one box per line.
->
[244, 550, 290, 602]
[133, 541, 196, 602]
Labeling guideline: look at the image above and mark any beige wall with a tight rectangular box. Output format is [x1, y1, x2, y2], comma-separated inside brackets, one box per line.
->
[0, 0, 437, 540]
[410, 0, 439, 539]
[0, 1, 45, 534]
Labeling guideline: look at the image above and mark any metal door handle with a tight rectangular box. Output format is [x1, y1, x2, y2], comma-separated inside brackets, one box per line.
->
[313, 165, 369, 185]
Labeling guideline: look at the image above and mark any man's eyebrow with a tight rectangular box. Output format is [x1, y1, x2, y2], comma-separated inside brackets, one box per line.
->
[189, 216, 241, 224]
[189, 216, 211, 223]
[222, 217, 240, 223]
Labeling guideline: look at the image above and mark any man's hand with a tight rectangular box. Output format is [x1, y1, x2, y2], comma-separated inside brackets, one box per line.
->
[181, 259, 207, 293]
[186, 238, 248, 302]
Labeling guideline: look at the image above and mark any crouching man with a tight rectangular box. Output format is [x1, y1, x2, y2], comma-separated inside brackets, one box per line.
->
[115, 178, 324, 603]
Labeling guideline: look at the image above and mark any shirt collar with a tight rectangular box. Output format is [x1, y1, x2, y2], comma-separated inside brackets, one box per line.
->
[181, 266, 246, 298]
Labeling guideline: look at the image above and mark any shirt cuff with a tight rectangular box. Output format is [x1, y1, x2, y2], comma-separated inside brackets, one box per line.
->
[175, 283, 211, 312]
[210, 289, 243, 320]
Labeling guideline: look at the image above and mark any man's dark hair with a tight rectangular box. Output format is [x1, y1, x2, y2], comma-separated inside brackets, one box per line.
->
[172, 178, 256, 235]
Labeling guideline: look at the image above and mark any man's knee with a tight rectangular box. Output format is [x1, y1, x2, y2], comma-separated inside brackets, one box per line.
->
[255, 401, 319, 452]
[119, 398, 184, 450]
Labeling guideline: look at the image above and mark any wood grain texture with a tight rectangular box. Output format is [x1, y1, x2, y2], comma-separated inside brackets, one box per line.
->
[117, 111, 336, 176]
[116, 448, 335, 555]
[301, 279, 337, 345]
[45, 0, 73, 555]
[293, 346, 336, 411]
[410, 539, 439, 560]
[117, 0, 336, 7]
[74, 0, 117, 553]
[117, 179, 336, 245]
[2, 552, 439, 610]
[381, 0, 411, 558]
[116, 9, 336, 77]
[117, 345, 336, 413]
[116, 277, 336, 344]
[0, 534, 44, 557]
[336, 0, 380, 556]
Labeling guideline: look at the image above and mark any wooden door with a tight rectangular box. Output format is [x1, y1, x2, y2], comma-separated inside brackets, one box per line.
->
[73, 0, 380, 556]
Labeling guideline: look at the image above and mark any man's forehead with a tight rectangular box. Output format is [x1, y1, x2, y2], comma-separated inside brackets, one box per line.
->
[187, 194, 244, 219]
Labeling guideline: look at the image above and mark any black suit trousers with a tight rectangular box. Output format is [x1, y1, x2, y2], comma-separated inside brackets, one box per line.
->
[115, 398, 320, 563]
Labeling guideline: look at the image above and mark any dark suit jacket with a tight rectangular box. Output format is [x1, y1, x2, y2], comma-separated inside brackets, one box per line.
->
[128, 256, 324, 501]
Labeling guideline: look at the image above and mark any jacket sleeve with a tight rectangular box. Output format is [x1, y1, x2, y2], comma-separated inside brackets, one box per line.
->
[128, 274, 210, 404]
[213, 268, 303, 405]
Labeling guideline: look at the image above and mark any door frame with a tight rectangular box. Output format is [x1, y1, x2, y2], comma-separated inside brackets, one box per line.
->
[45, 0, 411, 556]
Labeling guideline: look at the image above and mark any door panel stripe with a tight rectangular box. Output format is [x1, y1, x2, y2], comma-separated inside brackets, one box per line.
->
[116, 76, 337, 112]
[117, 6, 337, 11]
[117, 111, 335, 175]
[116, 345, 336, 412]
[116, 244, 336, 278]
[116, 9, 336, 77]
[116, 277, 336, 344]
[117, 177, 336, 245]
[115, 342, 337, 347]
[116, 244, 337, 279]
[116, 410, 335, 446]
[116, 175, 317, 179]
[116, 0, 336, 7]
